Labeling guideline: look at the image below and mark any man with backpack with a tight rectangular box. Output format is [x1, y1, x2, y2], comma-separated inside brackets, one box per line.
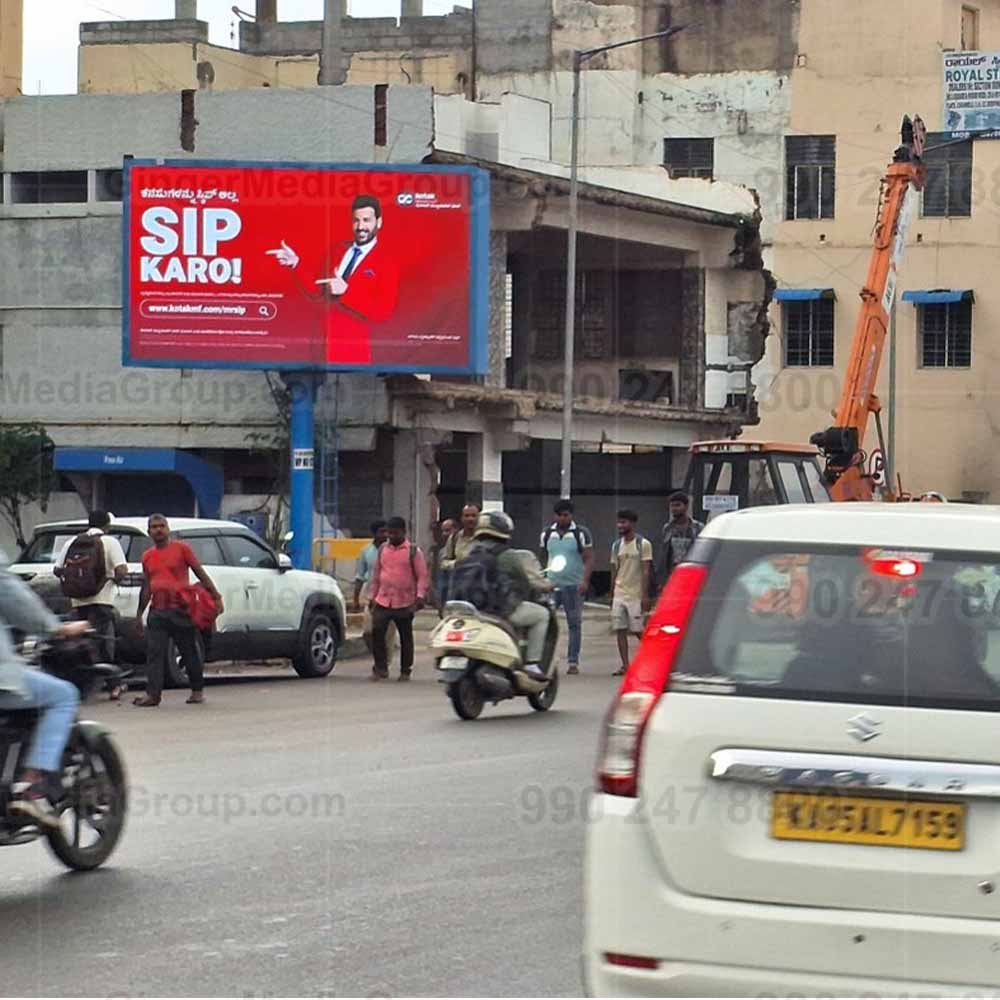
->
[451, 511, 550, 679]
[539, 500, 593, 675]
[368, 517, 429, 682]
[54, 510, 128, 699]
[659, 491, 705, 588]
[610, 509, 654, 676]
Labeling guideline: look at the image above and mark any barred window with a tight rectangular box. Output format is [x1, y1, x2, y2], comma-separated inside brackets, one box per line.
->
[920, 301, 972, 368]
[784, 299, 834, 367]
[664, 138, 714, 180]
[922, 135, 972, 218]
[786, 136, 836, 220]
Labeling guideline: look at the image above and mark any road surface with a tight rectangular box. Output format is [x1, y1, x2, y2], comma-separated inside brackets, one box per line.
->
[0, 613, 626, 997]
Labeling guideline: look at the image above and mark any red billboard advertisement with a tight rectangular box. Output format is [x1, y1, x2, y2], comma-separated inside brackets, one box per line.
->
[123, 161, 489, 373]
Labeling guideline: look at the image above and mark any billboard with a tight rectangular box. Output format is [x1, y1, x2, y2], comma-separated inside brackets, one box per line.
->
[123, 161, 490, 373]
[943, 51, 1000, 138]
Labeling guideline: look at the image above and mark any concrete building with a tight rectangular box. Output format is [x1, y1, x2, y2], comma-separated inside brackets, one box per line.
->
[0, 0, 774, 574]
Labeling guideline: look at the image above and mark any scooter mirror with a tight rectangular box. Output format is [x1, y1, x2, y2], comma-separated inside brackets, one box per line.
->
[549, 554, 568, 574]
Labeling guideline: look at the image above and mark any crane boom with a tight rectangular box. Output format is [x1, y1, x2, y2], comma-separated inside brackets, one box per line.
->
[810, 115, 927, 501]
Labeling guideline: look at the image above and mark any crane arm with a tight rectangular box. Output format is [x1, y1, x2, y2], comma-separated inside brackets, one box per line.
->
[810, 116, 927, 501]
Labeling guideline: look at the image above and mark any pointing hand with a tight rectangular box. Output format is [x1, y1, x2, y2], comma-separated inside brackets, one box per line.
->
[265, 240, 299, 269]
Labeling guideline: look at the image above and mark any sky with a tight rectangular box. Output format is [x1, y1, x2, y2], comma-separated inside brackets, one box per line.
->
[23, 0, 471, 95]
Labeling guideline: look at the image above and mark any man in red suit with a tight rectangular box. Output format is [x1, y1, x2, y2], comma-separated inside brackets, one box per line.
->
[266, 195, 400, 365]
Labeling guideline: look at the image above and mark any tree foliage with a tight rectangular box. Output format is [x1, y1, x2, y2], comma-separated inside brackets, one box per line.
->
[0, 423, 56, 550]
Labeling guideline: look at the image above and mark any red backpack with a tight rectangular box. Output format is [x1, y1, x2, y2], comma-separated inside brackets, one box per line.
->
[181, 584, 219, 632]
[59, 533, 107, 599]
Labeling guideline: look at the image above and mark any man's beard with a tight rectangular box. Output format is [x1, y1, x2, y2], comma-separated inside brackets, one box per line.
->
[354, 231, 376, 246]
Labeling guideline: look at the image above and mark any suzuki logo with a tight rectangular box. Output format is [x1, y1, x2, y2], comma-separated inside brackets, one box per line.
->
[846, 713, 882, 743]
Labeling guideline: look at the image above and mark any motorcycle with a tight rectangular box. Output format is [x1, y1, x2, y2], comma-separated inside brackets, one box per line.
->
[1, 634, 128, 870]
[431, 598, 560, 720]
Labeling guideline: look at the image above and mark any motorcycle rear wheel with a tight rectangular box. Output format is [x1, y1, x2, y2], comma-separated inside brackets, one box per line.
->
[448, 676, 484, 720]
[528, 669, 559, 712]
[46, 733, 127, 871]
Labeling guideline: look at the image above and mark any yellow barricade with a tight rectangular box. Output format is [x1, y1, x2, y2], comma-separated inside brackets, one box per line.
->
[313, 536, 371, 576]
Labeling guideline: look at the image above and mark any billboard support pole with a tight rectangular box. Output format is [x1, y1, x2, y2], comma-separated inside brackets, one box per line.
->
[283, 372, 319, 571]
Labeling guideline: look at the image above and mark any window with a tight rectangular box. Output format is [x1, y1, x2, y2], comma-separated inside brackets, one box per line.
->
[785, 135, 836, 220]
[920, 300, 972, 368]
[222, 533, 278, 569]
[664, 138, 714, 180]
[177, 534, 225, 566]
[962, 5, 980, 49]
[776, 461, 808, 503]
[725, 392, 748, 411]
[671, 545, 1000, 712]
[95, 168, 124, 202]
[802, 461, 832, 502]
[748, 459, 779, 506]
[10, 170, 88, 204]
[618, 369, 674, 404]
[922, 136, 972, 217]
[784, 299, 834, 367]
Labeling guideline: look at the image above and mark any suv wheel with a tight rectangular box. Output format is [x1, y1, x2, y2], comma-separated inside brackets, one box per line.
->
[165, 632, 206, 689]
[293, 612, 338, 678]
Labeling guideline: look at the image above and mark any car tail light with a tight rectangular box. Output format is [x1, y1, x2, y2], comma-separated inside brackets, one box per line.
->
[596, 563, 708, 798]
[603, 952, 660, 970]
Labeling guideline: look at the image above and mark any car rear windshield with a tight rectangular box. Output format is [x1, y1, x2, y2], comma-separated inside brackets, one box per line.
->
[19, 530, 151, 564]
[671, 541, 1000, 710]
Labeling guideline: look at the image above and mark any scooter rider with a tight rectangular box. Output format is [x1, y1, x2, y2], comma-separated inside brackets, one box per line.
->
[458, 511, 550, 679]
[0, 553, 87, 827]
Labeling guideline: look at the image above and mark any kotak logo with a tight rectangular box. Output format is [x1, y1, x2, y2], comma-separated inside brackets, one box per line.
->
[396, 192, 415, 206]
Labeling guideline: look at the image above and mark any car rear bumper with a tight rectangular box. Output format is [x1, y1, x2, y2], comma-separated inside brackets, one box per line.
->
[584, 794, 1000, 997]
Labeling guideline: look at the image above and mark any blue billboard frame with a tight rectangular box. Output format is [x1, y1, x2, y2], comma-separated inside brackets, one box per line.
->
[121, 158, 491, 376]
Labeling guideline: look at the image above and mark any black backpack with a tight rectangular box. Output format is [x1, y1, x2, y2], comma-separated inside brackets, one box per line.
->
[448, 544, 504, 615]
[542, 524, 587, 555]
[60, 533, 107, 599]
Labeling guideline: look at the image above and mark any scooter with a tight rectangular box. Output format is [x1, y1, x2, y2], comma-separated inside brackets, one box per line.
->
[430, 599, 560, 720]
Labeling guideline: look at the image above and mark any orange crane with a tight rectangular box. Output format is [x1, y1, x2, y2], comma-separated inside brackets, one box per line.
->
[809, 114, 927, 500]
[683, 117, 928, 521]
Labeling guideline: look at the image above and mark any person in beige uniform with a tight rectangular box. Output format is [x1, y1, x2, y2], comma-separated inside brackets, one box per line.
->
[609, 508, 653, 676]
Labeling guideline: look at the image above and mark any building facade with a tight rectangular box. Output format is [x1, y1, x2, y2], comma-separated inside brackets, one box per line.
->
[0, 0, 775, 573]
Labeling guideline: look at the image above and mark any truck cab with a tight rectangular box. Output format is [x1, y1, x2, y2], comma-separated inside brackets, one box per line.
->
[683, 441, 832, 523]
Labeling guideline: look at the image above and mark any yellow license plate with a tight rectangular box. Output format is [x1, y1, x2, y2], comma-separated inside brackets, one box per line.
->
[771, 791, 966, 851]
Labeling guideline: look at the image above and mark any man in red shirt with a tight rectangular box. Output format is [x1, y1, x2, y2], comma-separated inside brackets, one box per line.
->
[266, 194, 401, 366]
[369, 516, 429, 682]
[133, 514, 224, 707]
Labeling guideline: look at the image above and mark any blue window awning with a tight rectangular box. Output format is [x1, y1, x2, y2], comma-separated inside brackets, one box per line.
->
[54, 448, 223, 518]
[901, 289, 975, 304]
[773, 288, 836, 302]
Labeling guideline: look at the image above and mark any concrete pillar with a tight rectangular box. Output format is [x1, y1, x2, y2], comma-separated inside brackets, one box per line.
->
[467, 431, 504, 513]
[401, 0, 423, 16]
[256, 0, 277, 22]
[392, 429, 447, 557]
[175, 0, 197, 19]
[319, 0, 347, 86]
[486, 231, 508, 388]
[0, 0, 22, 98]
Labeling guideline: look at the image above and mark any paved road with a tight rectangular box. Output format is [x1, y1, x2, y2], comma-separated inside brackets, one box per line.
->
[0, 616, 627, 997]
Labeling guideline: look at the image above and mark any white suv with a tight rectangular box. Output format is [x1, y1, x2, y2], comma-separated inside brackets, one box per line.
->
[587, 503, 1000, 997]
[10, 517, 345, 685]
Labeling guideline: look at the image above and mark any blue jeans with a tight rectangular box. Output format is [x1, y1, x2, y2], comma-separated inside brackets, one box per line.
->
[20, 670, 79, 772]
[554, 586, 584, 666]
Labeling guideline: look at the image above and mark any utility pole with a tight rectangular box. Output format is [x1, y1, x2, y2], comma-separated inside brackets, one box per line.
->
[319, 0, 346, 86]
[559, 25, 690, 499]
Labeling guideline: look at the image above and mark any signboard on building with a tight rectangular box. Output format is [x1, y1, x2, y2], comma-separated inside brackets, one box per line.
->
[943, 51, 1000, 138]
[122, 161, 490, 374]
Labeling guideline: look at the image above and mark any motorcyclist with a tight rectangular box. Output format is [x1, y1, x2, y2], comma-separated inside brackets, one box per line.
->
[0, 551, 87, 827]
[461, 511, 551, 680]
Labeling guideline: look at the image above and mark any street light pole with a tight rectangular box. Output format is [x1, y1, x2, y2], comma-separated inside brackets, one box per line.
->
[559, 25, 690, 500]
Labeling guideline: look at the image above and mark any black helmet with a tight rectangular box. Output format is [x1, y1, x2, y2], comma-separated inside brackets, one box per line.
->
[474, 510, 514, 541]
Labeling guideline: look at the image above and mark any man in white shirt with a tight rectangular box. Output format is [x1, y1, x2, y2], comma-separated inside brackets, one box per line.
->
[54, 511, 128, 696]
